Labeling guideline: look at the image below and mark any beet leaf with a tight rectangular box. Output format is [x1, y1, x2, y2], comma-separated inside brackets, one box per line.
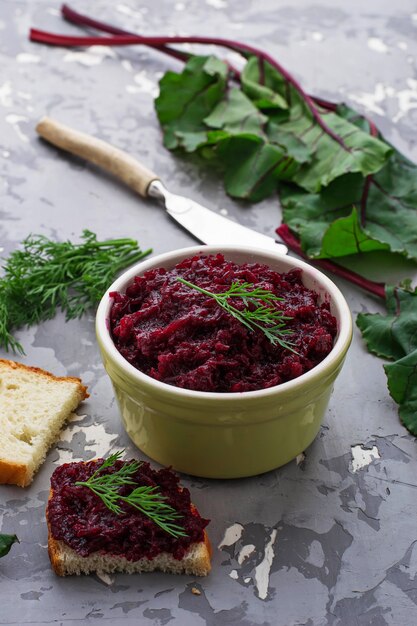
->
[155, 55, 391, 201]
[240, 58, 391, 193]
[357, 283, 417, 435]
[156, 56, 228, 152]
[385, 351, 417, 436]
[0, 534, 19, 559]
[214, 136, 297, 201]
[280, 105, 417, 261]
[357, 284, 417, 361]
[276, 224, 387, 299]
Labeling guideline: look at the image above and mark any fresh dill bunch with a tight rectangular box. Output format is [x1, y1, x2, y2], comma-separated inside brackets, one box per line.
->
[0, 230, 152, 354]
[75, 451, 187, 539]
[177, 277, 296, 351]
[0, 287, 22, 354]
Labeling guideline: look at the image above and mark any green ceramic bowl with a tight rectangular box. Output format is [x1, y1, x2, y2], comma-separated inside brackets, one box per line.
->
[96, 245, 352, 478]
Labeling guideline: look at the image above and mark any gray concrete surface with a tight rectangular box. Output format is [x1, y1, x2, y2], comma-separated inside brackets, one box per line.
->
[1, 1, 417, 624]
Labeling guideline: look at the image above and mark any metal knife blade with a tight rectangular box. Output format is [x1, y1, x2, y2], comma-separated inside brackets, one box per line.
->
[148, 181, 288, 254]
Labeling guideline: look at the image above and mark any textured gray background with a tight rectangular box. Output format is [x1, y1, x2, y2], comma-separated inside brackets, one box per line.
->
[1, 1, 417, 625]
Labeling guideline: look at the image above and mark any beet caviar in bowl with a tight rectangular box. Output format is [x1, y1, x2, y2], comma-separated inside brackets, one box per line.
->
[96, 246, 352, 479]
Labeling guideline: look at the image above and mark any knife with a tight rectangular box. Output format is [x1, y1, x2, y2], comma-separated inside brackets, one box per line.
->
[36, 117, 288, 255]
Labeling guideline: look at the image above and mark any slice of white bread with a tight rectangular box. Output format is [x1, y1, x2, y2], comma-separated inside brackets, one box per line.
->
[48, 526, 211, 577]
[46, 469, 211, 577]
[0, 359, 88, 487]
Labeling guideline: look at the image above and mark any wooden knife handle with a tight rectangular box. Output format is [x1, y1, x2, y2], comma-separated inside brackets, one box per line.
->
[36, 116, 159, 197]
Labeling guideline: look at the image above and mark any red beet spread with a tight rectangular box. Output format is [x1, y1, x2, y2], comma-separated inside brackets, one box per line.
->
[48, 460, 208, 561]
[110, 254, 337, 392]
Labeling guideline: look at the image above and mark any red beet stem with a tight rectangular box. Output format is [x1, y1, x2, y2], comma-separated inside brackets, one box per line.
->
[29, 27, 349, 150]
[359, 175, 372, 228]
[46, 5, 368, 120]
[276, 225, 386, 300]
[310, 96, 338, 112]
[61, 5, 343, 113]
[61, 4, 241, 80]
[62, 5, 383, 127]
[358, 113, 378, 227]
[61, 4, 190, 64]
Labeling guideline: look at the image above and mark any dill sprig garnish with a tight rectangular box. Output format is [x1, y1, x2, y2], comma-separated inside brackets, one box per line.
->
[177, 277, 296, 351]
[75, 451, 187, 539]
[0, 230, 152, 354]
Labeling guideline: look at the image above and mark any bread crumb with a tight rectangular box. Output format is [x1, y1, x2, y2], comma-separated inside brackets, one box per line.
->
[191, 587, 201, 595]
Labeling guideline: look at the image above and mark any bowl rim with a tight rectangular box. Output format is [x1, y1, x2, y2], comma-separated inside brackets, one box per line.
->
[96, 245, 353, 401]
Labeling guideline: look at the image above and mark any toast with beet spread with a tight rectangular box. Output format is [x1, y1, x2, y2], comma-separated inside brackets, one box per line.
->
[46, 458, 211, 576]
[0, 360, 88, 487]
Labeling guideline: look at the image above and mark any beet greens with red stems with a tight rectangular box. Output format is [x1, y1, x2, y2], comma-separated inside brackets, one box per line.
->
[29, 4, 417, 434]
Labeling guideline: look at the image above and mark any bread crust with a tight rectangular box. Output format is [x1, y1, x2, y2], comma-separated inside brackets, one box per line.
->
[48, 532, 66, 577]
[46, 483, 211, 577]
[0, 359, 88, 487]
[0, 459, 28, 487]
[47, 530, 211, 577]
[0, 359, 89, 399]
